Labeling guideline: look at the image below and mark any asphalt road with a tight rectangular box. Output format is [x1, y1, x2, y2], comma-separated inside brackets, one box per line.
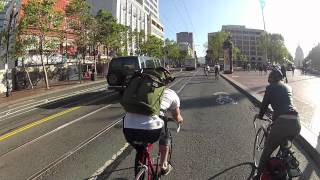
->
[0, 69, 319, 180]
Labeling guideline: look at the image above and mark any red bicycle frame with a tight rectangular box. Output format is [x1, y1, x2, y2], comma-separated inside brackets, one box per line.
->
[138, 143, 161, 180]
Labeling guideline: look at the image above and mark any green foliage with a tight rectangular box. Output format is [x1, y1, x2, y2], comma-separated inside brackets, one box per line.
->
[258, 32, 291, 64]
[140, 35, 164, 58]
[306, 43, 320, 69]
[65, 0, 92, 55]
[0, 2, 4, 11]
[207, 31, 228, 62]
[18, 0, 64, 89]
[164, 39, 179, 61]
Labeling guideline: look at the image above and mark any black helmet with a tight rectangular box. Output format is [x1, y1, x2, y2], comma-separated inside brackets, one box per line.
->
[268, 66, 283, 83]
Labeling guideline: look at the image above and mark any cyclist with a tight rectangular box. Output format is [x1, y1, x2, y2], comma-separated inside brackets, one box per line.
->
[254, 66, 301, 179]
[123, 71, 183, 176]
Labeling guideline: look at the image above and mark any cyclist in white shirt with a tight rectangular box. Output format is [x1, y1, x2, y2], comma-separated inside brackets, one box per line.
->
[123, 74, 183, 176]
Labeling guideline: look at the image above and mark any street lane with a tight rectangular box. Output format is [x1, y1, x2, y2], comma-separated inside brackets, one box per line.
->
[0, 70, 318, 179]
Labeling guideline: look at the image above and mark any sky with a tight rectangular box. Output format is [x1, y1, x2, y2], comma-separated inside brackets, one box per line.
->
[159, 0, 320, 58]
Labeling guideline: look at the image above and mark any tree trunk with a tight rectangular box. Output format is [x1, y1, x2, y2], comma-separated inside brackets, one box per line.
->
[23, 61, 33, 89]
[40, 35, 50, 89]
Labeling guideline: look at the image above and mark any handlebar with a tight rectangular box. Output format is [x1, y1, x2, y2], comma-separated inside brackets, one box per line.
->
[160, 116, 182, 133]
[253, 115, 272, 129]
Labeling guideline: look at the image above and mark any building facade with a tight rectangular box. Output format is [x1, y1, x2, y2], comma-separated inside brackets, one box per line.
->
[221, 25, 264, 64]
[294, 45, 304, 68]
[87, 0, 164, 54]
[177, 32, 194, 53]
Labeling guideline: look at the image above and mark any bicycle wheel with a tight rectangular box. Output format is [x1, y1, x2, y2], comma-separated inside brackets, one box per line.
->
[253, 127, 267, 168]
[135, 164, 148, 180]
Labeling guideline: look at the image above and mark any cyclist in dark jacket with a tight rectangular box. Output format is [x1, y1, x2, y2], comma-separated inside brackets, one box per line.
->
[254, 66, 301, 179]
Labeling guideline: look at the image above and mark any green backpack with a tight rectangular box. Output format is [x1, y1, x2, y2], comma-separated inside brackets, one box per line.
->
[120, 68, 169, 116]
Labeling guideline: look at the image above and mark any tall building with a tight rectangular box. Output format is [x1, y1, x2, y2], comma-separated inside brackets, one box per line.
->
[221, 25, 264, 63]
[177, 32, 194, 52]
[294, 45, 304, 68]
[87, 0, 164, 54]
[142, 0, 160, 18]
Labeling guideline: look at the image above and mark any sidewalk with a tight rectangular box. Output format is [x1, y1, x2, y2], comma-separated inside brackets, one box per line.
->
[0, 78, 106, 108]
[221, 70, 320, 165]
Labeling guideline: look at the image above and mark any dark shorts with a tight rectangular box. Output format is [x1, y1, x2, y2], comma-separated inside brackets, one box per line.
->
[123, 127, 171, 151]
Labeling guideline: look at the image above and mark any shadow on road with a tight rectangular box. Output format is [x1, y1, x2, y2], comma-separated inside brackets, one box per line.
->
[208, 162, 255, 180]
[38, 91, 120, 110]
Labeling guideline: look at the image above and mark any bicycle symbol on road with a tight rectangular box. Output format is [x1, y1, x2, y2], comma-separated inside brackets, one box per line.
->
[214, 92, 238, 105]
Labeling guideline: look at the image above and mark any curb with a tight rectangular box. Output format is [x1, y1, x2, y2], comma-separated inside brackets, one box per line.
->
[220, 73, 320, 167]
[0, 79, 106, 108]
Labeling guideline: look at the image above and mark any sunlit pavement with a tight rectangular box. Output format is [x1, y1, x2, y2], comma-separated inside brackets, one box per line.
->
[224, 69, 320, 152]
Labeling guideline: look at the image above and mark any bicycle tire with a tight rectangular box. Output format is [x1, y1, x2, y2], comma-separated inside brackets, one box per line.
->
[253, 127, 266, 168]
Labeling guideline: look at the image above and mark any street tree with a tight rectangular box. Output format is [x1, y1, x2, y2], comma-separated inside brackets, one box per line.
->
[65, 0, 92, 82]
[207, 31, 228, 63]
[305, 43, 320, 70]
[164, 39, 180, 66]
[258, 33, 291, 64]
[140, 35, 164, 59]
[133, 29, 145, 55]
[11, 21, 39, 89]
[95, 10, 129, 57]
[20, 0, 63, 89]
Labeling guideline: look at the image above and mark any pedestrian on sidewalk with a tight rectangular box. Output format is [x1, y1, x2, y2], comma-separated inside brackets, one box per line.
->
[292, 65, 295, 76]
[258, 63, 263, 75]
[263, 63, 268, 75]
[281, 64, 288, 83]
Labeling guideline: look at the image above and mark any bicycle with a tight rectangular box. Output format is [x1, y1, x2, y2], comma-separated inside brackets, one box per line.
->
[253, 115, 301, 180]
[134, 116, 181, 180]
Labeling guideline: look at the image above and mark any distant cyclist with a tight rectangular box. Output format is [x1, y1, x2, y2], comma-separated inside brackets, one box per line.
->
[254, 66, 301, 179]
[214, 63, 220, 80]
[123, 70, 183, 176]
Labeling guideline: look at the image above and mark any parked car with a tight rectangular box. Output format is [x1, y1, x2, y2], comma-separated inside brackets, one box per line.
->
[106, 56, 161, 93]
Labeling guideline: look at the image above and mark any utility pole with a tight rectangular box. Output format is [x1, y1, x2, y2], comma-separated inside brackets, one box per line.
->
[259, 0, 268, 63]
[5, 2, 15, 97]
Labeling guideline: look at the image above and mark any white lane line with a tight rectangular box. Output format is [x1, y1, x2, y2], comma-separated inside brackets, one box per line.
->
[89, 70, 197, 178]
[89, 143, 129, 180]
[177, 70, 198, 93]
[168, 77, 184, 88]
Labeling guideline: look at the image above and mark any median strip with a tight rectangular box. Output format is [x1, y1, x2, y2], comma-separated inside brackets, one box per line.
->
[0, 106, 81, 142]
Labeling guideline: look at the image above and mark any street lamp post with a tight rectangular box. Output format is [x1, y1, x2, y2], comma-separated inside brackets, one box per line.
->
[5, 2, 15, 97]
[259, 0, 268, 63]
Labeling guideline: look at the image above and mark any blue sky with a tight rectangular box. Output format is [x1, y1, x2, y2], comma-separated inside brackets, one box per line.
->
[159, 0, 320, 58]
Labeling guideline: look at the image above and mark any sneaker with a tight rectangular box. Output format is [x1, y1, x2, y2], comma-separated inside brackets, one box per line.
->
[161, 164, 173, 176]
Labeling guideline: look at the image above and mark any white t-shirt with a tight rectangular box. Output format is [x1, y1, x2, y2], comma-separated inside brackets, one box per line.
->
[124, 88, 180, 130]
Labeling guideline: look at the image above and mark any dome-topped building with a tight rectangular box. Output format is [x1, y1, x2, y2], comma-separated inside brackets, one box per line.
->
[295, 45, 304, 68]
